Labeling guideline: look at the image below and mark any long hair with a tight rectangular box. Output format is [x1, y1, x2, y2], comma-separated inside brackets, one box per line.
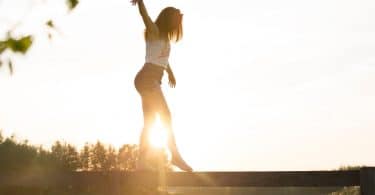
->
[145, 7, 183, 42]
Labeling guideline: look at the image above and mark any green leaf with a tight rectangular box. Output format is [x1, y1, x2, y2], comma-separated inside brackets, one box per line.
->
[7, 35, 33, 54]
[46, 20, 54, 28]
[66, 0, 79, 10]
[0, 41, 6, 54]
[8, 60, 13, 75]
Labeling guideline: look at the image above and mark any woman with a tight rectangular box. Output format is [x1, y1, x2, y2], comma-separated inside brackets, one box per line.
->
[131, 0, 192, 172]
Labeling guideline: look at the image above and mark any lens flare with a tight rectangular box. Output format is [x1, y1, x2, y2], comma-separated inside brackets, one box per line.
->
[149, 118, 168, 149]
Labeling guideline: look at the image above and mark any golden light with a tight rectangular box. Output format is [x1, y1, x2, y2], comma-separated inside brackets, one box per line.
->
[149, 117, 168, 149]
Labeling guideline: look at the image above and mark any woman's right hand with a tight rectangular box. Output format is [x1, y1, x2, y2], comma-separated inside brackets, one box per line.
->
[130, 0, 141, 6]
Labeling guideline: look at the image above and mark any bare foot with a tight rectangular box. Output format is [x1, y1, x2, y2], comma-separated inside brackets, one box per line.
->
[171, 157, 193, 172]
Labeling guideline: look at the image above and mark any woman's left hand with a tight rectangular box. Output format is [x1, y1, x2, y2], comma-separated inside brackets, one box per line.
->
[168, 74, 176, 88]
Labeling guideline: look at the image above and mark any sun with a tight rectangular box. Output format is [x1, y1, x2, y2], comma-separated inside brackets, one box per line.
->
[148, 118, 168, 149]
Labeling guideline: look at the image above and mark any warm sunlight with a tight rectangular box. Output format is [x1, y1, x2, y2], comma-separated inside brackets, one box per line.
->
[1, 0, 375, 174]
[149, 117, 168, 149]
[2, 0, 375, 193]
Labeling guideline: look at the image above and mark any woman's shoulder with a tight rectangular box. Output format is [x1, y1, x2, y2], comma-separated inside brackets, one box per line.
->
[146, 24, 161, 40]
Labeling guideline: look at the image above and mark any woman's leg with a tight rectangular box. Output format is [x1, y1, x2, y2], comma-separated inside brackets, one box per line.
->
[155, 90, 192, 172]
[139, 93, 156, 159]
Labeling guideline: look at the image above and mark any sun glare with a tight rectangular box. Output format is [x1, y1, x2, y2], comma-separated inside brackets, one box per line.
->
[149, 118, 168, 149]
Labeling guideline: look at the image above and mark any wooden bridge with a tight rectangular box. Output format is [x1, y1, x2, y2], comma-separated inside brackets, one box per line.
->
[0, 167, 374, 194]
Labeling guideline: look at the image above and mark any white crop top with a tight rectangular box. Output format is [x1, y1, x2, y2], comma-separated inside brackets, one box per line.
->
[145, 40, 170, 69]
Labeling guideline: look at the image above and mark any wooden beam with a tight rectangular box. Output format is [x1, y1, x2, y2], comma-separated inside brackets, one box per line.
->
[165, 171, 360, 187]
[0, 170, 360, 188]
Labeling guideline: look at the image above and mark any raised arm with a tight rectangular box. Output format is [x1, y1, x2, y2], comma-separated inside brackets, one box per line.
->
[132, 0, 158, 36]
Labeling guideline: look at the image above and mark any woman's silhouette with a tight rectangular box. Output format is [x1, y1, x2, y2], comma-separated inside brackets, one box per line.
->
[131, 0, 192, 172]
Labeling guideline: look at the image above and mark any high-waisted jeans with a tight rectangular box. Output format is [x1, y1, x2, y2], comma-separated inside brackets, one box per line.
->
[134, 63, 174, 154]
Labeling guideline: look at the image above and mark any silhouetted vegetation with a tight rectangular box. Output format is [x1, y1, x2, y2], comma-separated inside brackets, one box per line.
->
[0, 131, 138, 173]
[0, 131, 365, 195]
[0, 131, 175, 195]
[338, 165, 364, 171]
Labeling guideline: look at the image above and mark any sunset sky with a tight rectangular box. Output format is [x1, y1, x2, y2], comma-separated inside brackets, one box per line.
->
[0, 0, 374, 171]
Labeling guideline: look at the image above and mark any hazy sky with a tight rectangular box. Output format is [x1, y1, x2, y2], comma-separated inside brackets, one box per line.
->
[0, 0, 374, 171]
